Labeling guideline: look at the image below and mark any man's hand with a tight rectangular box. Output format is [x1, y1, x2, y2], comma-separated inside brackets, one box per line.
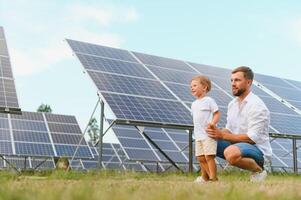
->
[206, 123, 223, 140]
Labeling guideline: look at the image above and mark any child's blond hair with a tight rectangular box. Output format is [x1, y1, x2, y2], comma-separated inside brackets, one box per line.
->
[191, 75, 211, 93]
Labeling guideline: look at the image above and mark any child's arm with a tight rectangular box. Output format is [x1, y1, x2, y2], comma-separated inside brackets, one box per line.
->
[209, 110, 220, 127]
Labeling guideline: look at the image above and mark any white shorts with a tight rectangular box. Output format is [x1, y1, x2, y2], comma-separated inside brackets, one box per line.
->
[195, 137, 217, 156]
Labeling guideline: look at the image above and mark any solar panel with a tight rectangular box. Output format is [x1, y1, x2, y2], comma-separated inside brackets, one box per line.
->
[0, 111, 93, 159]
[0, 27, 20, 112]
[67, 39, 301, 172]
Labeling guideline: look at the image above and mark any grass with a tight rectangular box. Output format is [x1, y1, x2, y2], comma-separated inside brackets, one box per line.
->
[0, 170, 299, 200]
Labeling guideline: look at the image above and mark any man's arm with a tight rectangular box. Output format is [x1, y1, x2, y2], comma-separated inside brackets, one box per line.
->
[206, 127, 255, 144]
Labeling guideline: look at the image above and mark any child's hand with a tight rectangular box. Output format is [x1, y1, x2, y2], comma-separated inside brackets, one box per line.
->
[207, 123, 216, 130]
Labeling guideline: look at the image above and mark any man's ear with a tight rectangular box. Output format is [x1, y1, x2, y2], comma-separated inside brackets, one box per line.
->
[247, 80, 253, 86]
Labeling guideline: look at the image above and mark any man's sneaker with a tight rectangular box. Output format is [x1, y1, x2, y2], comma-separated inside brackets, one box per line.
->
[263, 156, 272, 173]
[194, 176, 207, 184]
[250, 170, 267, 182]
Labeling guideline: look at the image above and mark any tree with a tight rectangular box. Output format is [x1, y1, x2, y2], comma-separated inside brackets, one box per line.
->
[88, 118, 99, 143]
[37, 104, 52, 113]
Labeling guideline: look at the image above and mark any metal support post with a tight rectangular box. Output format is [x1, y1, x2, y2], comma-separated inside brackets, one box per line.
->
[292, 138, 298, 174]
[188, 129, 193, 173]
[98, 101, 105, 169]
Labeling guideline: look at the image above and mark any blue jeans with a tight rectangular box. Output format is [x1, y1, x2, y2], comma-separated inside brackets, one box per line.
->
[216, 140, 264, 168]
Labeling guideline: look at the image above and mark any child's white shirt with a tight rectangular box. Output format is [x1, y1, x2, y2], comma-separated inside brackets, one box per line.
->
[191, 96, 218, 141]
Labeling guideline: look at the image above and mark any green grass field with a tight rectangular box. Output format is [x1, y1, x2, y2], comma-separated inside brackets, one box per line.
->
[0, 170, 300, 200]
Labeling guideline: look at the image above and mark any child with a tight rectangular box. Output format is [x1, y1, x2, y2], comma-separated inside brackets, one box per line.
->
[190, 75, 220, 183]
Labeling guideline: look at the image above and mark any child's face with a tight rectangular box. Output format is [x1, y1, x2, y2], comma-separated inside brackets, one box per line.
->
[190, 80, 207, 98]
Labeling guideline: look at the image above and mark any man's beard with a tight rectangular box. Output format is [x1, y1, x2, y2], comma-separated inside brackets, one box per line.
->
[232, 88, 246, 96]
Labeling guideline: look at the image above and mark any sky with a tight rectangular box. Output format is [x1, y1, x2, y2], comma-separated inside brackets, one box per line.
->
[0, 0, 301, 142]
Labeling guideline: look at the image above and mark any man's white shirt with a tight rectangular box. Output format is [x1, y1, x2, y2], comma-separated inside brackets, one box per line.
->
[226, 92, 273, 159]
[191, 96, 218, 141]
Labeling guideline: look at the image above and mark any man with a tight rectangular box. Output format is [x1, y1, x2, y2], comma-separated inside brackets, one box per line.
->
[206, 66, 272, 182]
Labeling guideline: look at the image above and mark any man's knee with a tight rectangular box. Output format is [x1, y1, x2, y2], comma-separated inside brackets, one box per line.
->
[224, 145, 242, 165]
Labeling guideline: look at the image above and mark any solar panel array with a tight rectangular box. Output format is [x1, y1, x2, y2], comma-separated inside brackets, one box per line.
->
[0, 111, 93, 159]
[0, 156, 55, 170]
[0, 27, 19, 110]
[68, 39, 301, 172]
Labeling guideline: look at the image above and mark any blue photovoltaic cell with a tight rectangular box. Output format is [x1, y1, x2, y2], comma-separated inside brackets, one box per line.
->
[55, 145, 92, 158]
[67, 39, 137, 63]
[51, 133, 85, 145]
[286, 79, 301, 90]
[165, 82, 232, 107]
[270, 113, 301, 134]
[0, 129, 10, 140]
[255, 73, 293, 89]
[188, 62, 232, 78]
[146, 65, 197, 84]
[133, 51, 195, 72]
[264, 85, 301, 102]
[260, 96, 298, 115]
[13, 130, 50, 143]
[77, 53, 154, 79]
[15, 143, 54, 156]
[0, 27, 20, 109]
[252, 85, 271, 97]
[0, 141, 12, 154]
[103, 92, 192, 125]
[287, 100, 301, 111]
[87, 71, 176, 100]
[47, 123, 82, 134]
[11, 120, 47, 132]
[11, 111, 44, 121]
[13, 120, 46, 132]
[45, 113, 78, 124]
[0, 57, 13, 78]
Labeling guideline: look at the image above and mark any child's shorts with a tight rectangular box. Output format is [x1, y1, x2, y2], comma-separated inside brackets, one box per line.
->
[195, 137, 217, 156]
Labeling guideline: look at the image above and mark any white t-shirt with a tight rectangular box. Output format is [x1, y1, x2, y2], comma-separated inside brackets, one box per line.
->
[226, 92, 273, 159]
[191, 96, 219, 141]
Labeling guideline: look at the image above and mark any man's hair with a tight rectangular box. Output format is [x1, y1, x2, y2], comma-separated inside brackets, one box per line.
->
[191, 75, 211, 92]
[232, 66, 254, 80]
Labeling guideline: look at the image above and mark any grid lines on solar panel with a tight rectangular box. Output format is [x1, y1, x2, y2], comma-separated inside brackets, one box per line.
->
[255, 74, 295, 89]
[0, 27, 5, 39]
[103, 93, 192, 125]
[270, 113, 301, 134]
[260, 96, 298, 115]
[0, 38, 9, 56]
[188, 62, 231, 78]
[112, 126, 159, 161]
[10, 112, 55, 156]
[285, 79, 301, 90]
[0, 57, 13, 78]
[67, 39, 137, 63]
[31, 158, 55, 169]
[144, 128, 188, 163]
[0, 114, 12, 155]
[165, 82, 232, 106]
[146, 65, 198, 84]
[54, 144, 92, 158]
[0, 78, 19, 108]
[46, 113, 92, 158]
[133, 51, 195, 72]
[87, 71, 176, 100]
[263, 84, 301, 102]
[77, 53, 154, 78]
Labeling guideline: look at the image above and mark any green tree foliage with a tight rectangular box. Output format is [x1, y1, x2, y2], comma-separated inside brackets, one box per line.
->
[88, 118, 99, 143]
[37, 104, 52, 113]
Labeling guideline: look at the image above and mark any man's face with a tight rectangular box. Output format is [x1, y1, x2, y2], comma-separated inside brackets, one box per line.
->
[231, 72, 251, 96]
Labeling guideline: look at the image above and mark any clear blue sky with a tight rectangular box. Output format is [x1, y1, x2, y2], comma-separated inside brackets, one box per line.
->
[0, 0, 301, 138]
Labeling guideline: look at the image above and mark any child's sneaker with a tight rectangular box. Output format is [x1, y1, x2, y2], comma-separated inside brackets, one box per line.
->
[194, 176, 207, 184]
[250, 170, 267, 182]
